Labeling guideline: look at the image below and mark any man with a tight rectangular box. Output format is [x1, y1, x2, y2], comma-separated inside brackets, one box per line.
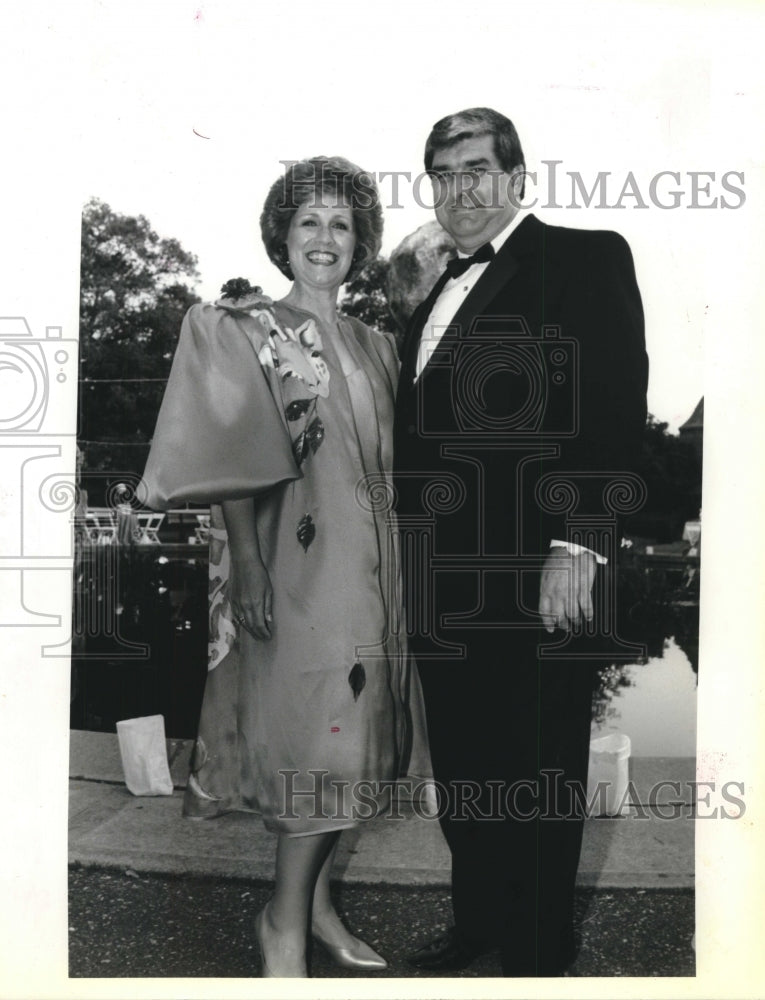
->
[393, 108, 648, 976]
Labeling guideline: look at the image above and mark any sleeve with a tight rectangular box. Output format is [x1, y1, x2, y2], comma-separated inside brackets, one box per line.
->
[538, 231, 648, 549]
[141, 303, 301, 510]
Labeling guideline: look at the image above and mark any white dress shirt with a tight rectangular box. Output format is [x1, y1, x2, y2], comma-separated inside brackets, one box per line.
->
[414, 211, 527, 381]
[414, 210, 606, 565]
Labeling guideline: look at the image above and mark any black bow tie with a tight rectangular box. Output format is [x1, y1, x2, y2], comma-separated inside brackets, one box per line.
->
[445, 242, 495, 279]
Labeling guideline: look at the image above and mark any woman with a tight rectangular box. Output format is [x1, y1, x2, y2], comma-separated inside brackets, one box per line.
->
[143, 157, 425, 977]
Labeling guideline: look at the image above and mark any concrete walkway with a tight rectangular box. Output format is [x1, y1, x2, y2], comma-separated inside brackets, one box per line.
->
[69, 731, 694, 889]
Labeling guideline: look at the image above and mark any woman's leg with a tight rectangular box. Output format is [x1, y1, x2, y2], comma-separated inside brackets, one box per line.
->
[310, 837, 387, 966]
[257, 830, 339, 976]
[310, 837, 343, 937]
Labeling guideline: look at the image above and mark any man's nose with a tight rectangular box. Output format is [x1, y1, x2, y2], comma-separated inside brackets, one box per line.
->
[444, 175, 461, 206]
[445, 175, 472, 208]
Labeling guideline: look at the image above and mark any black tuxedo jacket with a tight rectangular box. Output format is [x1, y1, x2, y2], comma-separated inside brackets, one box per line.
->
[392, 213, 648, 652]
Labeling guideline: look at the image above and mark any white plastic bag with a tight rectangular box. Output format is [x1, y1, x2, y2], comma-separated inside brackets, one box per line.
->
[116, 714, 173, 796]
[587, 733, 631, 816]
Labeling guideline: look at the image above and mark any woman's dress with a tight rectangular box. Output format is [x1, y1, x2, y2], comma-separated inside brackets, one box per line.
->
[143, 297, 428, 834]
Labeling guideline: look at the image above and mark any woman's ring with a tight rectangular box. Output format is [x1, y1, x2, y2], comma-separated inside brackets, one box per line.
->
[236, 614, 246, 625]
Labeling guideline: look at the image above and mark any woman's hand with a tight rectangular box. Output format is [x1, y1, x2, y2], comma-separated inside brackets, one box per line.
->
[220, 497, 272, 640]
[229, 555, 273, 640]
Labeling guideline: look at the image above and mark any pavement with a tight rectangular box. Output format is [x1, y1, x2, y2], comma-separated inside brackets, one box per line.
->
[68, 868, 695, 979]
[69, 730, 695, 889]
[68, 730, 696, 978]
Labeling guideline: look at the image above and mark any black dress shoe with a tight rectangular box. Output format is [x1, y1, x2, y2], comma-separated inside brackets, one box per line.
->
[406, 927, 487, 971]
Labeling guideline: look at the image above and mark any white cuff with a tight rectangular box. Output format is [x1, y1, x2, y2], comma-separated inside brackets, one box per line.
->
[550, 539, 607, 565]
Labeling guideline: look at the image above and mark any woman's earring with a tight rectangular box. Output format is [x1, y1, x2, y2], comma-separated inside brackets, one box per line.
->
[280, 245, 293, 278]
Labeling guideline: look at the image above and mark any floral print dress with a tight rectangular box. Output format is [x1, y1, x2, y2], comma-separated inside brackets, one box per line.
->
[143, 297, 427, 834]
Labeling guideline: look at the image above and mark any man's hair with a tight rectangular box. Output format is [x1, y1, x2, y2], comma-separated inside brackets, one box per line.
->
[424, 107, 526, 198]
[260, 156, 383, 284]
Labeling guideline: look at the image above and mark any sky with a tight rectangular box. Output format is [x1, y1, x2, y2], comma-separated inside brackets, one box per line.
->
[2, 2, 765, 997]
[6, 1, 763, 432]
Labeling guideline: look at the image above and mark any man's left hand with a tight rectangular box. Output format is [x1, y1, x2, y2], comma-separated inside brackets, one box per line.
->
[538, 548, 597, 633]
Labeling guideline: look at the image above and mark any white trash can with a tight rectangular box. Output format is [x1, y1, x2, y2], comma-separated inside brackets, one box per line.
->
[587, 733, 631, 816]
[116, 714, 174, 796]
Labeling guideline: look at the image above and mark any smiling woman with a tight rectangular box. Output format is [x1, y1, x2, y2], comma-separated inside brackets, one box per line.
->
[283, 198, 356, 301]
[261, 156, 382, 290]
[142, 156, 428, 977]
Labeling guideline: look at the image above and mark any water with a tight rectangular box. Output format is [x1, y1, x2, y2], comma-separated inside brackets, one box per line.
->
[591, 639, 697, 757]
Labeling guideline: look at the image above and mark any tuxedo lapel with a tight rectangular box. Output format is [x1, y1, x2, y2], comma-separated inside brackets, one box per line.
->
[415, 214, 545, 381]
[399, 269, 451, 390]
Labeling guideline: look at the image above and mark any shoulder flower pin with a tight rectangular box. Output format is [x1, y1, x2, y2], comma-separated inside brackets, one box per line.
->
[216, 279, 330, 398]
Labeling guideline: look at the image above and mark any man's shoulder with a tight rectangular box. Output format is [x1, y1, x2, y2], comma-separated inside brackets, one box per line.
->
[531, 216, 631, 260]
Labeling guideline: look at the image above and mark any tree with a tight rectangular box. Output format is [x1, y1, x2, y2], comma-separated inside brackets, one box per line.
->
[79, 199, 201, 500]
[339, 258, 396, 334]
[626, 413, 702, 542]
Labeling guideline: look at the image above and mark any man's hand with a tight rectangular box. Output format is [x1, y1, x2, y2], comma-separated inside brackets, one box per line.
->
[538, 548, 597, 633]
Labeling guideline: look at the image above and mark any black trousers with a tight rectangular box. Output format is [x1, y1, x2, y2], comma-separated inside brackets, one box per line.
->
[414, 628, 595, 977]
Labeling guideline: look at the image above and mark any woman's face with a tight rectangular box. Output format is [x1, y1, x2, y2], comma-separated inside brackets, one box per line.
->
[285, 191, 356, 294]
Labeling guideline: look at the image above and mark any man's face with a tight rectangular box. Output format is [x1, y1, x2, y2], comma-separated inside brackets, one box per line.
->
[430, 134, 523, 253]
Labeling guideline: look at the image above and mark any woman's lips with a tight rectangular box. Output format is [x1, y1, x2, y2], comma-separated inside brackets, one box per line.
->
[306, 251, 338, 265]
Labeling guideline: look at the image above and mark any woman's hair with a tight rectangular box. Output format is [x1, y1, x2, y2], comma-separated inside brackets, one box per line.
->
[260, 156, 383, 284]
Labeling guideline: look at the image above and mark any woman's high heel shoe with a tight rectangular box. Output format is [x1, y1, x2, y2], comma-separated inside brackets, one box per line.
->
[312, 926, 388, 971]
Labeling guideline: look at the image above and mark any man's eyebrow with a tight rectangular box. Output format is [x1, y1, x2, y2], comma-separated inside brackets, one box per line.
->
[431, 156, 492, 172]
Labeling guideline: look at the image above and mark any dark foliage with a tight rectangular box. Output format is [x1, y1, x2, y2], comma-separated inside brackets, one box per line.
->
[339, 257, 396, 334]
[219, 277, 262, 300]
[79, 199, 200, 500]
[626, 414, 702, 542]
